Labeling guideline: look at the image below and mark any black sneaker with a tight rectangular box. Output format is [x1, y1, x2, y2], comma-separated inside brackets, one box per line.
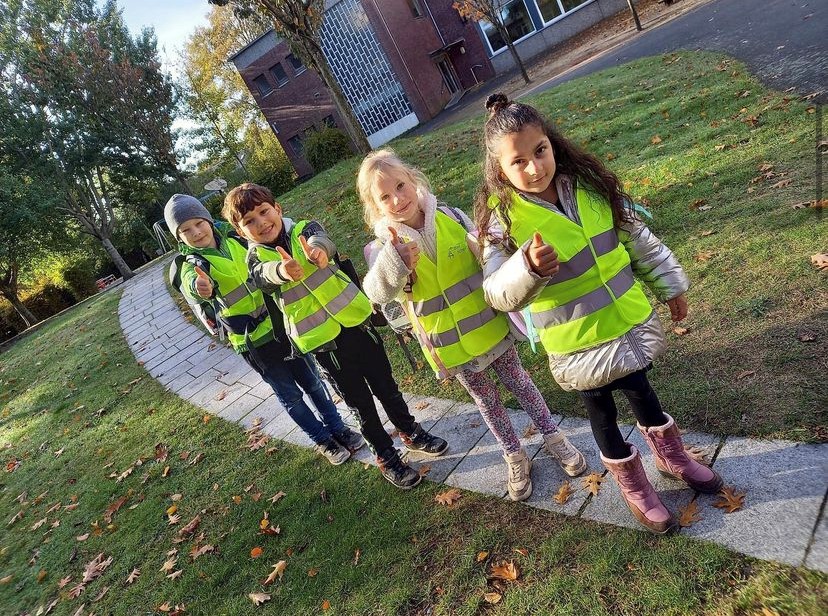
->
[314, 438, 350, 466]
[332, 427, 365, 452]
[400, 425, 449, 457]
[377, 449, 422, 490]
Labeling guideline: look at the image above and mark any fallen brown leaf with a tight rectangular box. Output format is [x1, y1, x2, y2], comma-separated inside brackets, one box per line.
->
[263, 561, 287, 585]
[677, 500, 703, 527]
[435, 488, 462, 506]
[58, 575, 72, 588]
[769, 179, 791, 189]
[476, 550, 489, 562]
[322, 599, 331, 611]
[483, 591, 502, 604]
[248, 592, 270, 606]
[166, 570, 182, 580]
[581, 473, 604, 496]
[92, 585, 110, 601]
[307, 567, 318, 577]
[103, 496, 128, 523]
[268, 491, 286, 504]
[160, 556, 177, 573]
[714, 486, 746, 513]
[684, 445, 711, 466]
[673, 326, 690, 336]
[810, 253, 828, 271]
[651, 135, 662, 144]
[67, 581, 86, 598]
[0, 575, 12, 584]
[736, 370, 756, 380]
[126, 568, 140, 584]
[490, 560, 519, 581]
[553, 480, 574, 505]
[177, 515, 201, 538]
[353, 548, 361, 566]
[797, 330, 817, 342]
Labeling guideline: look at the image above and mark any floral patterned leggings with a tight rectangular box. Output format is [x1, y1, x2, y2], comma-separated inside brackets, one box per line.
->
[455, 345, 558, 454]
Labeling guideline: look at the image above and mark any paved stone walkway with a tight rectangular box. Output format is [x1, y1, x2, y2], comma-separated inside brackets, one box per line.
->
[118, 256, 827, 573]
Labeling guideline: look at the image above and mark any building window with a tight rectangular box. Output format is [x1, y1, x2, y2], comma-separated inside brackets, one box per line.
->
[252, 74, 273, 96]
[560, 0, 589, 11]
[270, 63, 289, 87]
[536, 0, 563, 22]
[480, 1, 535, 54]
[286, 53, 306, 75]
[407, 0, 423, 18]
[287, 134, 304, 156]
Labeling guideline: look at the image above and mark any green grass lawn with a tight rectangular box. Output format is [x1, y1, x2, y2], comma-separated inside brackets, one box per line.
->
[277, 51, 826, 443]
[1, 290, 826, 615]
[1, 51, 827, 615]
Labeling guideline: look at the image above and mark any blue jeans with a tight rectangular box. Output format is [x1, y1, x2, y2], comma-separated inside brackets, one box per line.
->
[242, 349, 345, 445]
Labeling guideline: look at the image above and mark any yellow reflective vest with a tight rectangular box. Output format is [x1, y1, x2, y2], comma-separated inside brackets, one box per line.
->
[494, 185, 653, 354]
[255, 221, 372, 353]
[184, 231, 273, 353]
[408, 208, 510, 374]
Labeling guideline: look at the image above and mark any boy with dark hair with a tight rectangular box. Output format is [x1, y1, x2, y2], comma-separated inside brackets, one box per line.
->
[164, 193, 363, 464]
[223, 183, 448, 490]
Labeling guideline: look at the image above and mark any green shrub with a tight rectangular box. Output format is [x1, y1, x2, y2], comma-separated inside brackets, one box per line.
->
[304, 126, 352, 173]
[62, 262, 99, 301]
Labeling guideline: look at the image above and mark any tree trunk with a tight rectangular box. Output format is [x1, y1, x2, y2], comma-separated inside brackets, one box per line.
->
[0, 288, 39, 328]
[502, 31, 531, 84]
[100, 236, 134, 280]
[627, 0, 643, 31]
[312, 51, 371, 153]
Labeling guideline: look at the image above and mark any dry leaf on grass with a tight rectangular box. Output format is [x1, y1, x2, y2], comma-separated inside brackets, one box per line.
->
[581, 473, 604, 496]
[178, 515, 201, 538]
[489, 560, 519, 581]
[160, 557, 177, 573]
[677, 500, 703, 527]
[189, 544, 215, 561]
[714, 487, 746, 513]
[553, 480, 575, 504]
[810, 253, 828, 271]
[67, 581, 86, 599]
[103, 496, 128, 523]
[769, 179, 791, 189]
[262, 561, 286, 585]
[58, 575, 72, 588]
[673, 326, 689, 336]
[126, 568, 140, 584]
[248, 592, 271, 606]
[92, 585, 110, 602]
[476, 551, 489, 562]
[0, 575, 12, 584]
[435, 488, 462, 506]
[307, 567, 318, 577]
[167, 514, 181, 526]
[797, 330, 817, 343]
[250, 547, 263, 559]
[166, 570, 183, 580]
[651, 135, 662, 144]
[268, 491, 286, 504]
[483, 592, 502, 604]
[322, 599, 331, 611]
[353, 548, 361, 566]
[736, 370, 756, 380]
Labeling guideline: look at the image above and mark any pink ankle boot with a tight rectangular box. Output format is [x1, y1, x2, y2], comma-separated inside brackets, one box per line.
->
[638, 413, 723, 494]
[601, 445, 675, 535]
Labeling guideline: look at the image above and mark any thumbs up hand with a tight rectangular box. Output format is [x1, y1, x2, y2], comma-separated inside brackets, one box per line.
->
[299, 235, 328, 269]
[525, 232, 559, 277]
[276, 246, 304, 282]
[388, 227, 420, 271]
[193, 266, 214, 299]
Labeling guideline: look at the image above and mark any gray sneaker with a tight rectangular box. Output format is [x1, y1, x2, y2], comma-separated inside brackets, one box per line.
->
[332, 427, 365, 452]
[314, 438, 351, 465]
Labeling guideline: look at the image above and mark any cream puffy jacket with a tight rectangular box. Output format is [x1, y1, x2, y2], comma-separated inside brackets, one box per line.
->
[481, 175, 689, 391]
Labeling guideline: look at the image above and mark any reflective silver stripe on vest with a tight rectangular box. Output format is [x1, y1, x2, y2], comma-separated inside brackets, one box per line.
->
[281, 268, 334, 304]
[221, 283, 250, 306]
[533, 266, 635, 328]
[548, 229, 619, 285]
[414, 271, 484, 317]
[292, 307, 329, 336]
[427, 306, 500, 348]
[326, 284, 360, 315]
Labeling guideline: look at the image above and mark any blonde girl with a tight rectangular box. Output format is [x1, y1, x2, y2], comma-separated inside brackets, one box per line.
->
[358, 149, 586, 501]
[475, 93, 722, 533]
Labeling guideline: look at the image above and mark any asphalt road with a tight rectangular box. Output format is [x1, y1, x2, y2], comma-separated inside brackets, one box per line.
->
[529, 0, 827, 102]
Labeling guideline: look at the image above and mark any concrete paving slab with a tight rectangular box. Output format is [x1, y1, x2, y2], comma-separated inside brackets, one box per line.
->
[214, 356, 256, 386]
[202, 381, 251, 414]
[405, 402, 489, 483]
[805, 504, 828, 572]
[248, 379, 275, 400]
[239, 369, 265, 388]
[173, 369, 222, 400]
[148, 345, 208, 377]
[443, 409, 561, 497]
[216, 392, 264, 424]
[185, 345, 235, 374]
[157, 360, 196, 387]
[248, 395, 286, 432]
[406, 395, 458, 426]
[683, 438, 828, 567]
[174, 328, 209, 350]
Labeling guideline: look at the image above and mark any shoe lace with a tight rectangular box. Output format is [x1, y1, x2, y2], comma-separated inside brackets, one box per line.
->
[547, 438, 570, 459]
[508, 458, 525, 482]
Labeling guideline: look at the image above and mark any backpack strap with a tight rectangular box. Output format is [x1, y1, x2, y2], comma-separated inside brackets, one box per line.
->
[436, 205, 465, 227]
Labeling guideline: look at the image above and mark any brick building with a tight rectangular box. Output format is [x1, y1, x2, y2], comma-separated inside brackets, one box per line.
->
[229, 0, 631, 177]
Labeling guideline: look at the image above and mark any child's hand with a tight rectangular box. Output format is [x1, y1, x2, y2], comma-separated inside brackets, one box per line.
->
[299, 235, 328, 269]
[525, 232, 559, 277]
[666, 294, 688, 321]
[276, 246, 304, 282]
[193, 266, 214, 299]
[388, 227, 420, 271]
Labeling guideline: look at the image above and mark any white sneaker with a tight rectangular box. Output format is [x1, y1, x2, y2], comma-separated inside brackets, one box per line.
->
[543, 431, 586, 477]
[503, 449, 532, 501]
[314, 438, 351, 465]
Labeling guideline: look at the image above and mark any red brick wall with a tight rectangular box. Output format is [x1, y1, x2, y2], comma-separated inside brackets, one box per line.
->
[237, 39, 347, 178]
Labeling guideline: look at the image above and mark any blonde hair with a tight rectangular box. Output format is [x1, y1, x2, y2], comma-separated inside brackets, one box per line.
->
[356, 149, 431, 228]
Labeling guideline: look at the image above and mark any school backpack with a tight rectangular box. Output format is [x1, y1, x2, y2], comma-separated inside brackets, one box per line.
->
[168, 254, 221, 336]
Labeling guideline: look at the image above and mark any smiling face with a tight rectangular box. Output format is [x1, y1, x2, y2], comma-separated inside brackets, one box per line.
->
[496, 124, 558, 203]
[373, 169, 423, 228]
[236, 202, 284, 244]
[177, 218, 217, 249]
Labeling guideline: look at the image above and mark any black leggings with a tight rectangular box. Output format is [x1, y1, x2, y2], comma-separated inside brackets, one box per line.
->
[578, 369, 668, 459]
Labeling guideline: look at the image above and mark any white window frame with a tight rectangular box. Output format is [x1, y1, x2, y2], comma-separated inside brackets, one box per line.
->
[534, 0, 598, 27]
[479, 0, 538, 57]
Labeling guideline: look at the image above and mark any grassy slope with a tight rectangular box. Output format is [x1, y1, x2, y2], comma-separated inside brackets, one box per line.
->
[0, 290, 825, 615]
[277, 52, 826, 442]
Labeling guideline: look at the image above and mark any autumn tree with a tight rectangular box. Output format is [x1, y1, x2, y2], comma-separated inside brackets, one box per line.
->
[453, 1, 531, 84]
[209, 0, 371, 153]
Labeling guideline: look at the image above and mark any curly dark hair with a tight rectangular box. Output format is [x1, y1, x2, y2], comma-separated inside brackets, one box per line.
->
[474, 93, 632, 253]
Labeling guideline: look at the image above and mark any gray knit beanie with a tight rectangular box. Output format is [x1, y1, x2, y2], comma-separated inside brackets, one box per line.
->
[164, 194, 213, 239]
